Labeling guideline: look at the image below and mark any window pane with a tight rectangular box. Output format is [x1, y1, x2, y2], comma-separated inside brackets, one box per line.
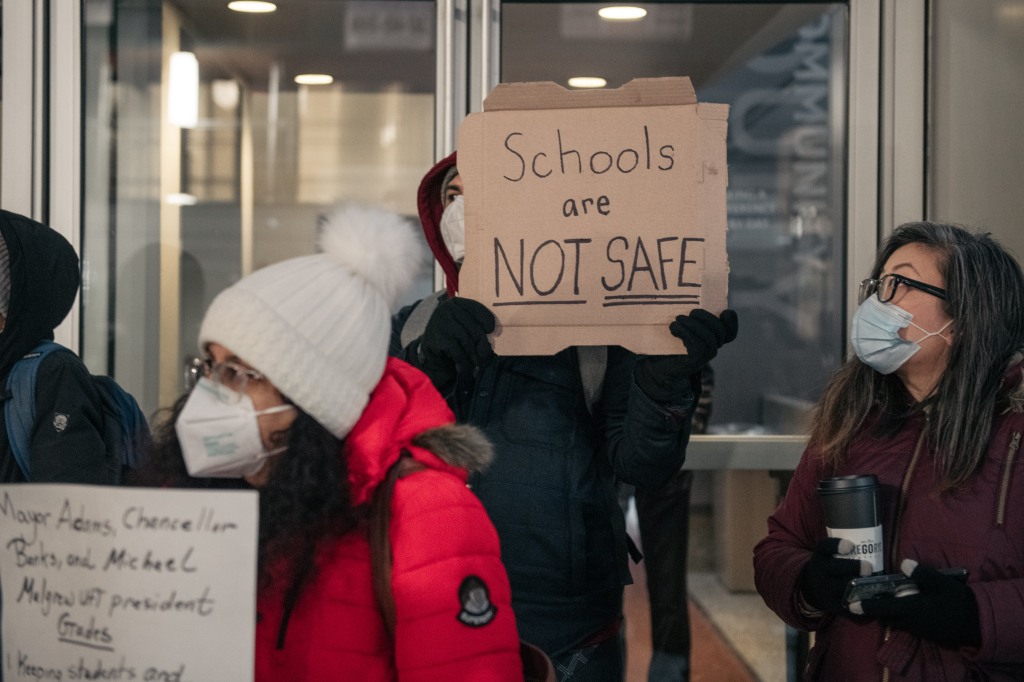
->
[502, 3, 848, 436]
[82, 0, 437, 416]
[929, 2, 1024, 256]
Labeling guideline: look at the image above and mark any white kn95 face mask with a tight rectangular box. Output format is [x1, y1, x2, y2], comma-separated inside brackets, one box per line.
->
[440, 195, 465, 264]
[176, 378, 294, 478]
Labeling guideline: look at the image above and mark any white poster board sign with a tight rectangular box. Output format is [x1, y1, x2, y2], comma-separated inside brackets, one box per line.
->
[0, 485, 259, 681]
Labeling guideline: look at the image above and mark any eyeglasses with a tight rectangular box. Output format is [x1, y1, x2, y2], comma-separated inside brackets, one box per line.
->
[858, 273, 947, 304]
[184, 356, 266, 401]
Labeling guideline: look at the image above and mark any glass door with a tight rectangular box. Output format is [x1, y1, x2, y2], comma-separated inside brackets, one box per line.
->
[82, 0, 439, 416]
[498, 5, 850, 679]
[497, 2, 847, 436]
[499, 2, 849, 440]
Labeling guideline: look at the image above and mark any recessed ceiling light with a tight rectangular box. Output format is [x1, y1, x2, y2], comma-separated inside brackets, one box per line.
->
[999, 4, 1024, 20]
[294, 74, 334, 86]
[228, 1, 277, 13]
[165, 193, 198, 206]
[567, 77, 607, 89]
[598, 6, 647, 21]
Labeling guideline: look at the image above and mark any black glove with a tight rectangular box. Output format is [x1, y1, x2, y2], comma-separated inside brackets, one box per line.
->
[415, 297, 495, 388]
[799, 537, 870, 615]
[635, 309, 738, 403]
[854, 559, 981, 648]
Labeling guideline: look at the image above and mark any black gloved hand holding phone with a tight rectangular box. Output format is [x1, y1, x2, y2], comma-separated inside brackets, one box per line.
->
[852, 559, 980, 648]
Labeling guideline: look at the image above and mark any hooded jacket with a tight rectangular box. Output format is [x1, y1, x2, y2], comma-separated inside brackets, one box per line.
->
[391, 153, 696, 658]
[255, 358, 522, 681]
[754, 358, 1024, 681]
[0, 210, 110, 483]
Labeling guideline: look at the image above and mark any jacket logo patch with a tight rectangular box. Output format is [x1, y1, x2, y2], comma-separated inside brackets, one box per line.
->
[52, 413, 69, 432]
[456, 575, 496, 627]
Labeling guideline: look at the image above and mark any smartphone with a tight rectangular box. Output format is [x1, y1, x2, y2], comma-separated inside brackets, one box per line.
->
[843, 566, 968, 604]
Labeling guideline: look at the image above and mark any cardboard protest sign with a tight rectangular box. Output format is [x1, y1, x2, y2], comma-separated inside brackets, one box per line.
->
[0, 485, 258, 681]
[458, 77, 729, 355]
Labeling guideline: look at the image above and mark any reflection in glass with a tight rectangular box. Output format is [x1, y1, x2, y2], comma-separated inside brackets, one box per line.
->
[503, 3, 848, 435]
[82, 1, 437, 416]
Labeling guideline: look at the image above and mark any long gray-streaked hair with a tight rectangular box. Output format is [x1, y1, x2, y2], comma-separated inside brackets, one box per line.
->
[809, 221, 1024, 488]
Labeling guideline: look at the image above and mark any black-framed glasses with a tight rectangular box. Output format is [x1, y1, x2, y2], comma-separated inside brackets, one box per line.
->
[184, 356, 266, 402]
[858, 273, 947, 304]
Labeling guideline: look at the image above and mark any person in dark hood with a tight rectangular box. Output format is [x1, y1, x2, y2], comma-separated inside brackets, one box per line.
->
[0, 209, 112, 483]
[391, 152, 738, 681]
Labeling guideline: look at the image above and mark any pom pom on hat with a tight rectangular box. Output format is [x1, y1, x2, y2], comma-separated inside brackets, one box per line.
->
[199, 203, 421, 439]
[317, 202, 421, 306]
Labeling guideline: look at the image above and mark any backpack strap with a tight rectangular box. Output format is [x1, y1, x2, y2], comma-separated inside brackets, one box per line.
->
[93, 374, 150, 471]
[3, 341, 65, 481]
[399, 290, 445, 349]
[576, 346, 608, 415]
[369, 452, 426, 640]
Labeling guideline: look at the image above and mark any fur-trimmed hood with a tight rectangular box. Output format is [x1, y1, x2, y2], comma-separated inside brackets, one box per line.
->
[412, 423, 493, 473]
[344, 356, 492, 507]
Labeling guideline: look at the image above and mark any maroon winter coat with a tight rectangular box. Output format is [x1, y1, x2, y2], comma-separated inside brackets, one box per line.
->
[255, 358, 522, 681]
[754, 359, 1024, 681]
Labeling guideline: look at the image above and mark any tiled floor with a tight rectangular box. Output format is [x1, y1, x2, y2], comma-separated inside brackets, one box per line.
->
[686, 572, 787, 682]
[623, 499, 789, 682]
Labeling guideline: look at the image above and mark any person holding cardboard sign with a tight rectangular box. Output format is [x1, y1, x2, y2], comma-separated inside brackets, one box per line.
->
[138, 204, 524, 681]
[391, 153, 737, 681]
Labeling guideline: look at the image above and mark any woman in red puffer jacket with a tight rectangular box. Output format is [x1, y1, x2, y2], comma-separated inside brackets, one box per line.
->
[139, 202, 522, 681]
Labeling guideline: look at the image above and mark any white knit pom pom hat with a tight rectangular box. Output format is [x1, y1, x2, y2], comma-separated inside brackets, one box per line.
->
[198, 202, 421, 439]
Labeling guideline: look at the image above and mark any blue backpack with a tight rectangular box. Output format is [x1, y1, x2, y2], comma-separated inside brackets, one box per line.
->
[3, 340, 151, 482]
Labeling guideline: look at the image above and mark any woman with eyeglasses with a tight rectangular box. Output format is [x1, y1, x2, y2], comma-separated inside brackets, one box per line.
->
[753, 222, 1024, 680]
[133, 204, 524, 681]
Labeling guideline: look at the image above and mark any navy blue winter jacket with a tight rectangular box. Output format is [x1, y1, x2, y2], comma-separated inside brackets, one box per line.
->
[393, 152, 700, 656]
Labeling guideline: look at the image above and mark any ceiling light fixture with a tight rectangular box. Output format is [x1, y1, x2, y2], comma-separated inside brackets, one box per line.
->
[166, 193, 198, 206]
[211, 79, 241, 110]
[598, 6, 647, 21]
[227, 1, 277, 13]
[567, 77, 607, 89]
[168, 52, 199, 128]
[294, 74, 334, 86]
[999, 4, 1024, 20]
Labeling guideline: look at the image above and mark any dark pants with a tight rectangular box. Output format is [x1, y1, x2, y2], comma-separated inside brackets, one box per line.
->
[634, 469, 693, 682]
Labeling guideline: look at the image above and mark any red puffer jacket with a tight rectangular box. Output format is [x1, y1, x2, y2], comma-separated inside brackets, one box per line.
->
[754, 358, 1024, 681]
[255, 358, 523, 681]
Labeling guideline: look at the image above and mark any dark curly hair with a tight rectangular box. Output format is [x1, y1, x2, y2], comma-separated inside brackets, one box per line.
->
[132, 393, 361, 603]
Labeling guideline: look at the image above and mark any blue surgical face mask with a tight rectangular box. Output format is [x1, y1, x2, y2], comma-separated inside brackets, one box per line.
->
[850, 296, 952, 374]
